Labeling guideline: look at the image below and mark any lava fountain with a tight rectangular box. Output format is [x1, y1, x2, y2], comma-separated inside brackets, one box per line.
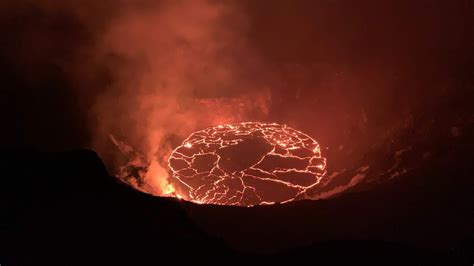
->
[168, 122, 327, 206]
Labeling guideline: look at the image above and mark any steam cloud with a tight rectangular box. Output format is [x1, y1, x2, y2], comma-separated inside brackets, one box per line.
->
[1, 0, 272, 194]
[86, 0, 272, 194]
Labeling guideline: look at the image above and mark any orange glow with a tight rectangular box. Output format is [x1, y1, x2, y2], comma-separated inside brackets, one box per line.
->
[163, 183, 176, 195]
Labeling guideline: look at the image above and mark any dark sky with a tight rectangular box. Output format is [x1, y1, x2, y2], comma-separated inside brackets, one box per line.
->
[0, 0, 472, 169]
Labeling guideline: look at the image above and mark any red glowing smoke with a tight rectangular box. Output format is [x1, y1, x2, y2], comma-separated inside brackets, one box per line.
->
[86, 0, 272, 195]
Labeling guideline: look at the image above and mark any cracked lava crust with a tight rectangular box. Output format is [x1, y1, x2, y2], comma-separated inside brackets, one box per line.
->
[168, 122, 327, 206]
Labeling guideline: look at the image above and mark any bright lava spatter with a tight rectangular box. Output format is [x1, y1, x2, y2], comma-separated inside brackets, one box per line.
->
[168, 122, 327, 206]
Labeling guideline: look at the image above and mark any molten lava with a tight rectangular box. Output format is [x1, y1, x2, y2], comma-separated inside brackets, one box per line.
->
[168, 122, 326, 206]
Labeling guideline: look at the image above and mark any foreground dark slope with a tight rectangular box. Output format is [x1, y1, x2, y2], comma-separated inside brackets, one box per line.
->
[0, 148, 472, 264]
[1, 150, 232, 265]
